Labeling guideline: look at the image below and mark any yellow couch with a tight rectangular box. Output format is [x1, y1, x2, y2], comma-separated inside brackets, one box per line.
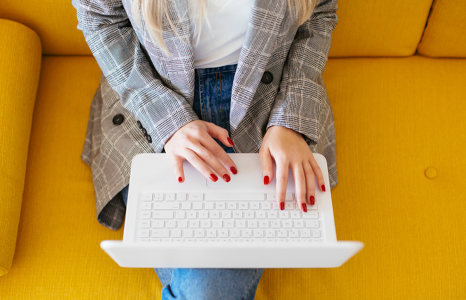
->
[1, 0, 465, 298]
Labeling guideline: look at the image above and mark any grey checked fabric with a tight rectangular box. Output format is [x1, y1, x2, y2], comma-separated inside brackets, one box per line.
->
[74, 0, 339, 230]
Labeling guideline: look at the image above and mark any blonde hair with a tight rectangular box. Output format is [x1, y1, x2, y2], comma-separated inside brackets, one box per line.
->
[132, 0, 317, 57]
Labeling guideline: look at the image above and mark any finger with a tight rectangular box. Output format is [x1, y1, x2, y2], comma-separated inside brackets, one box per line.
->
[302, 161, 316, 205]
[274, 157, 288, 209]
[200, 132, 238, 177]
[181, 148, 218, 182]
[309, 154, 326, 192]
[188, 140, 231, 182]
[259, 145, 274, 187]
[172, 154, 185, 183]
[204, 122, 235, 148]
[292, 162, 307, 212]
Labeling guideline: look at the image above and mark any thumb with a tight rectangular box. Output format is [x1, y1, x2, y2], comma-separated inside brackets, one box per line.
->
[204, 122, 234, 147]
[259, 145, 274, 186]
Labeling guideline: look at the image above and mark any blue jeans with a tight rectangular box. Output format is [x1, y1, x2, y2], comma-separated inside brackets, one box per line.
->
[119, 64, 264, 299]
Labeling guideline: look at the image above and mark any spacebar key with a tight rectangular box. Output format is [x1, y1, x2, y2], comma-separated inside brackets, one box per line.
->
[205, 193, 265, 201]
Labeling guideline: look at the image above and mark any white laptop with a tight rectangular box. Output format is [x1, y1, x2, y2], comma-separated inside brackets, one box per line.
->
[101, 153, 363, 268]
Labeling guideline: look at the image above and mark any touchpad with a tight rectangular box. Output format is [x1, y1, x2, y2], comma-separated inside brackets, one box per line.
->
[206, 155, 264, 189]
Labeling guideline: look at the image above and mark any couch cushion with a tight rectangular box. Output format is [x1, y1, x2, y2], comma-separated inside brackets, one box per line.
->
[329, 0, 433, 57]
[0, 19, 41, 276]
[0, 0, 434, 57]
[417, 0, 466, 57]
[0, 55, 464, 299]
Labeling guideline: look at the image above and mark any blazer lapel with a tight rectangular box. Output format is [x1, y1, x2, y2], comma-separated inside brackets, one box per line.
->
[165, 0, 288, 130]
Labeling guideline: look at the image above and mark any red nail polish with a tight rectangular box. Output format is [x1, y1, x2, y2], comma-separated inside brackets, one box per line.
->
[280, 202, 285, 210]
[264, 176, 269, 185]
[321, 185, 326, 192]
[227, 137, 234, 146]
[209, 174, 218, 182]
[230, 166, 237, 174]
[223, 174, 231, 182]
[310, 196, 315, 205]
[302, 203, 307, 212]
[178, 177, 182, 183]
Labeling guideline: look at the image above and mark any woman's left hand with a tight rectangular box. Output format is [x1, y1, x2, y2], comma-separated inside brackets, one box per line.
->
[259, 125, 326, 213]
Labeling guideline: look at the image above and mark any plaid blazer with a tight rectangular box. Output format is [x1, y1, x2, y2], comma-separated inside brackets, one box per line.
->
[74, 0, 339, 230]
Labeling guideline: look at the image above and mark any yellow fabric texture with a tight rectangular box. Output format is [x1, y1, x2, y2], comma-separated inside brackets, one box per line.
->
[0, 0, 90, 55]
[0, 55, 465, 299]
[417, 0, 466, 57]
[0, 19, 41, 276]
[0, 0, 433, 57]
[328, 0, 433, 57]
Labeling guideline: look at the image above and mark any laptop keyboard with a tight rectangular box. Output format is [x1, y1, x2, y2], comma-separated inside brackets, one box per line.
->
[137, 192, 325, 243]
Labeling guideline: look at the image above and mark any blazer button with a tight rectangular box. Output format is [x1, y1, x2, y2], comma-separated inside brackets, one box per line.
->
[261, 71, 273, 84]
[137, 121, 143, 129]
[112, 114, 124, 126]
[141, 128, 147, 136]
[146, 134, 152, 143]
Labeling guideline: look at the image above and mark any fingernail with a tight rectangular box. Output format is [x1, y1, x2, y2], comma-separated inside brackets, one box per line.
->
[223, 174, 231, 182]
[178, 177, 182, 183]
[280, 202, 285, 210]
[209, 174, 218, 182]
[230, 166, 237, 174]
[310, 196, 315, 205]
[227, 137, 234, 146]
[264, 176, 269, 185]
[301, 203, 307, 212]
[321, 185, 326, 192]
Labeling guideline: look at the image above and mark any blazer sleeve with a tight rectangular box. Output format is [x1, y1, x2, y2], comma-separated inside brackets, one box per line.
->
[266, 0, 338, 146]
[74, 0, 199, 153]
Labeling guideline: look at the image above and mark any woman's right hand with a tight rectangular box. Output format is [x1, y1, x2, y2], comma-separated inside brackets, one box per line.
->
[163, 120, 238, 183]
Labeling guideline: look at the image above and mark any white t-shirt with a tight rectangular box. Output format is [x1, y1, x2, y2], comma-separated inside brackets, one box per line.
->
[187, 0, 254, 69]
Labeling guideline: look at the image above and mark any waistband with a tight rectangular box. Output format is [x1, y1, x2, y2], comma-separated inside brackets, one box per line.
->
[195, 63, 238, 76]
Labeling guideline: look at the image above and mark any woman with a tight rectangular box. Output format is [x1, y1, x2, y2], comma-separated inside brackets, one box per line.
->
[75, 0, 338, 298]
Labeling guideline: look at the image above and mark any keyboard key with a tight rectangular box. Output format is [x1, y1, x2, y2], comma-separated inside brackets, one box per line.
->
[152, 211, 174, 219]
[245, 211, 255, 219]
[142, 193, 153, 201]
[205, 202, 215, 210]
[177, 220, 188, 228]
[205, 193, 265, 201]
[254, 229, 264, 238]
[285, 193, 294, 201]
[206, 229, 216, 238]
[151, 229, 169, 238]
[200, 220, 211, 228]
[210, 211, 220, 219]
[152, 220, 164, 228]
[285, 203, 294, 210]
[261, 203, 272, 210]
[183, 229, 194, 237]
[181, 202, 192, 209]
[225, 220, 234, 228]
[194, 230, 205, 238]
[140, 229, 150, 238]
[233, 211, 243, 219]
[283, 220, 293, 228]
[256, 211, 266, 219]
[166, 193, 176, 201]
[213, 220, 223, 228]
[199, 211, 209, 219]
[219, 229, 229, 237]
[312, 230, 321, 238]
[270, 220, 281, 228]
[140, 220, 151, 228]
[272, 203, 280, 210]
[236, 220, 246, 228]
[250, 203, 260, 210]
[265, 229, 276, 238]
[166, 220, 176, 228]
[241, 229, 252, 238]
[189, 193, 203, 201]
[171, 229, 182, 238]
[302, 211, 319, 219]
[192, 203, 203, 210]
[153, 203, 180, 210]
[216, 203, 226, 210]
[175, 211, 186, 219]
[291, 211, 301, 219]
[247, 220, 258, 228]
[227, 203, 236, 210]
[266, 193, 276, 201]
[267, 211, 278, 219]
[277, 229, 288, 238]
[141, 202, 152, 210]
[231, 229, 241, 238]
[259, 220, 269, 228]
[279, 211, 289, 219]
[239, 203, 248, 210]
[189, 220, 200, 228]
[293, 220, 304, 228]
[153, 193, 164, 201]
[221, 211, 232, 219]
[289, 229, 299, 238]
[306, 220, 319, 228]
[176, 193, 187, 201]
[187, 211, 196, 219]
[300, 229, 311, 237]
[140, 211, 151, 219]
[307, 203, 318, 210]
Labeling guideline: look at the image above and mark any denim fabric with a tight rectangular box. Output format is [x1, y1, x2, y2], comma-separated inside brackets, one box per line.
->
[119, 64, 264, 299]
